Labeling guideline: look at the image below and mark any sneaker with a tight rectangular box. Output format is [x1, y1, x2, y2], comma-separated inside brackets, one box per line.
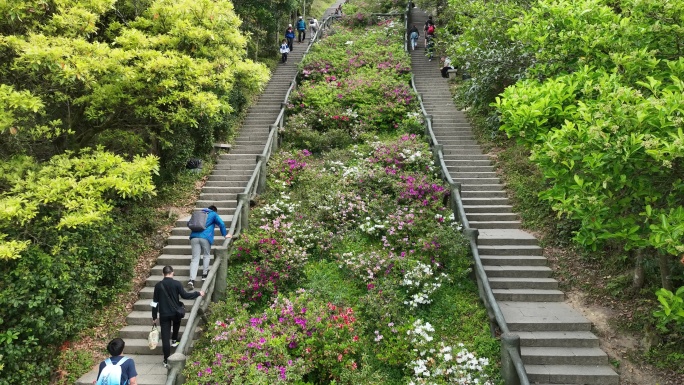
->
[171, 340, 179, 348]
[201, 273, 208, 281]
[163, 360, 169, 368]
[187, 280, 194, 289]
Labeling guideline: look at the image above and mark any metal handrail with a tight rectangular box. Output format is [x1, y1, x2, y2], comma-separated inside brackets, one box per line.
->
[164, 12, 341, 385]
[406, 5, 530, 385]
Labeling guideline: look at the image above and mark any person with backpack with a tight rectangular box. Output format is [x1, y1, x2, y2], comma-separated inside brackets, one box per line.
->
[94, 338, 137, 385]
[296, 16, 307, 43]
[187, 205, 227, 289]
[151, 266, 205, 368]
[409, 25, 419, 51]
[424, 15, 435, 48]
[280, 39, 290, 63]
[285, 24, 295, 52]
[309, 17, 319, 38]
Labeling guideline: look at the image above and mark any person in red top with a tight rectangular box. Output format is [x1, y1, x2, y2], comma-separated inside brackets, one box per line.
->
[424, 15, 435, 48]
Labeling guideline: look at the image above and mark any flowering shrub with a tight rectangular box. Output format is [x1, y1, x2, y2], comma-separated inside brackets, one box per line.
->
[402, 261, 451, 308]
[231, 224, 308, 303]
[270, 149, 312, 187]
[186, 291, 360, 384]
[188, 5, 501, 384]
[407, 319, 494, 385]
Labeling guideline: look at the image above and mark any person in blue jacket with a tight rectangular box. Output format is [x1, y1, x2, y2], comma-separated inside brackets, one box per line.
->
[296, 16, 307, 42]
[188, 205, 227, 289]
[285, 25, 295, 52]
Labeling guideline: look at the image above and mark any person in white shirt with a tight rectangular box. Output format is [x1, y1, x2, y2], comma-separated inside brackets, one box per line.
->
[441, 57, 454, 78]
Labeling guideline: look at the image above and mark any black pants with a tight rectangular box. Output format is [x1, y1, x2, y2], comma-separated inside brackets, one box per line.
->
[287, 37, 294, 51]
[160, 313, 182, 361]
[281, 53, 288, 63]
[298, 30, 305, 42]
[441, 66, 453, 78]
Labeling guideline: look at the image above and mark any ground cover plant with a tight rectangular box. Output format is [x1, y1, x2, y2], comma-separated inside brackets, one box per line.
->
[186, 10, 501, 385]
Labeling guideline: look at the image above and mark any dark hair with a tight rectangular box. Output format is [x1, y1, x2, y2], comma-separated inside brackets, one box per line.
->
[107, 338, 125, 356]
[162, 265, 174, 275]
[428, 15, 432, 20]
[208, 205, 218, 212]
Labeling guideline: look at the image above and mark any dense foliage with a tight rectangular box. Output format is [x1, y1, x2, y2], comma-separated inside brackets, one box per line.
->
[186, 11, 501, 384]
[0, 0, 269, 383]
[429, 0, 684, 373]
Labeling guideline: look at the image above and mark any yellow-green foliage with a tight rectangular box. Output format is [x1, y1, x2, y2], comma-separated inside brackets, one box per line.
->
[0, 149, 158, 260]
[1, 0, 269, 170]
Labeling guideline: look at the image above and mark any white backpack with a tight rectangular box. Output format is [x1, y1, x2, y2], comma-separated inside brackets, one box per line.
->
[96, 357, 129, 385]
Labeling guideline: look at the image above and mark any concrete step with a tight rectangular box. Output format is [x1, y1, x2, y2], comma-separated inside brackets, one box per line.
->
[155, 254, 214, 267]
[120, 324, 188, 340]
[515, 331, 600, 348]
[127, 311, 192, 326]
[468, 220, 521, 229]
[468, 212, 519, 222]
[210, 168, 256, 176]
[203, 180, 247, 188]
[444, 159, 491, 166]
[460, 184, 504, 192]
[475, 229, 538, 245]
[489, 277, 558, 290]
[493, 288, 565, 302]
[478, 245, 543, 256]
[447, 165, 496, 173]
[483, 265, 552, 278]
[145, 273, 208, 287]
[195, 200, 237, 209]
[461, 190, 507, 199]
[132, 297, 196, 312]
[461, 197, 510, 206]
[207, 174, 252, 182]
[453, 176, 501, 184]
[499, 302, 593, 332]
[462, 205, 514, 214]
[213, 163, 256, 170]
[521, 346, 609, 365]
[198, 193, 237, 201]
[480, 255, 547, 266]
[200, 186, 244, 195]
[525, 364, 618, 385]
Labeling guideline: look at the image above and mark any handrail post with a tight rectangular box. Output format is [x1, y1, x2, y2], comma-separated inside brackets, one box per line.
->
[270, 124, 279, 153]
[463, 227, 479, 245]
[237, 193, 249, 231]
[501, 333, 522, 385]
[256, 156, 267, 194]
[425, 114, 433, 138]
[279, 104, 287, 130]
[168, 353, 186, 385]
[213, 249, 228, 302]
[432, 144, 443, 167]
[449, 182, 461, 214]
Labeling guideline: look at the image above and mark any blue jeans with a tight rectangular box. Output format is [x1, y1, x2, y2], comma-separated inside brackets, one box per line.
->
[190, 237, 211, 281]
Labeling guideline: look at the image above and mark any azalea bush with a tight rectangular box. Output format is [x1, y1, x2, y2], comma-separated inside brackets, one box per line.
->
[188, 9, 500, 384]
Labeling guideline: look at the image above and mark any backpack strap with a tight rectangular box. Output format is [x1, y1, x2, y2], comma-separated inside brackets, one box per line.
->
[116, 356, 128, 366]
[104, 358, 113, 366]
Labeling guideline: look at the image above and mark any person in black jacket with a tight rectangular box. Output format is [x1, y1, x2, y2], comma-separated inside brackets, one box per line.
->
[151, 265, 205, 367]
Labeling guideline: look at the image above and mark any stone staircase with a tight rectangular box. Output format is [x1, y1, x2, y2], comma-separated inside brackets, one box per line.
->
[410, 8, 619, 385]
[74, 9, 338, 383]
